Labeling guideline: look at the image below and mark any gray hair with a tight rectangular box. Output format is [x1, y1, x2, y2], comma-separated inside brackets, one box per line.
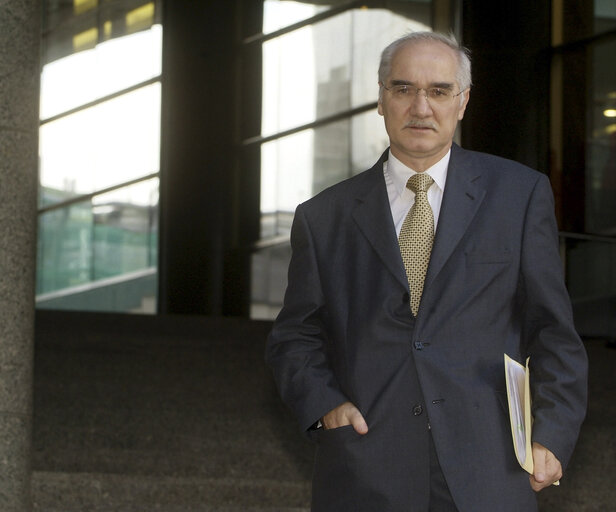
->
[378, 31, 472, 102]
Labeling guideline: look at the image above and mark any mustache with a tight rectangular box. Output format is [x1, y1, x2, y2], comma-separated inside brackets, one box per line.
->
[404, 120, 437, 130]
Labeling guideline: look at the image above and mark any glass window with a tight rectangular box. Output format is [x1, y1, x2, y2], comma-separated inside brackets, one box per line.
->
[260, 110, 388, 238]
[37, 202, 94, 294]
[261, 8, 428, 137]
[39, 82, 161, 205]
[92, 178, 158, 280]
[37, 178, 159, 311]
[263, 0, 331, 34]
[586, 38, 616, 235]
[595, 0, 616, 34]
[40, 24, 162, 119]
[560, 0, 616, 42]
[565, 237, 616, 339]
[251, 2, 444, 319]
[552, 0, 616, 341]
[38, 0, 162, 313]
[251, 242, 292, 320]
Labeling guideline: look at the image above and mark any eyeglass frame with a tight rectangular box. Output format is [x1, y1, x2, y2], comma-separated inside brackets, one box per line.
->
[379, 81, 468, 104]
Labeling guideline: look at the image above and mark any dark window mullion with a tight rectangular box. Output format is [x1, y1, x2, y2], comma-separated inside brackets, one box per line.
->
[242, 0, 364, 46]
[40, 75, 161, 125]
[38, 172, 159, 215]
[241, 101, 377, 147]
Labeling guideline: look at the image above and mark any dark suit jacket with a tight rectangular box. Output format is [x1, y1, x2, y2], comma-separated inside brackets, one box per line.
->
[266, 144, 588, 512]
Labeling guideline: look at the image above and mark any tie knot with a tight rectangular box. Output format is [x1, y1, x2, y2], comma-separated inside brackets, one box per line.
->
[407, 173, 434, 194]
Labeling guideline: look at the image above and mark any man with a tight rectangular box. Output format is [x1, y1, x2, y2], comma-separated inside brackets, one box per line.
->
[265, 31, 587, 511]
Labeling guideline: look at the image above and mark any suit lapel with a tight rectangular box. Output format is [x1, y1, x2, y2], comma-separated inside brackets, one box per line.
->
[351, 152, 409, 290]
[424, 145, 486, 291]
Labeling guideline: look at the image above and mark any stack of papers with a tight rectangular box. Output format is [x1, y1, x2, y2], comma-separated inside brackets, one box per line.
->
[504, 354, 560, 486]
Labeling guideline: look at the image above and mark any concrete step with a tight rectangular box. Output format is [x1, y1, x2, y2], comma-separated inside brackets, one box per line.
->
[32, 471, 310, 511]
[33, 311, 314, 484]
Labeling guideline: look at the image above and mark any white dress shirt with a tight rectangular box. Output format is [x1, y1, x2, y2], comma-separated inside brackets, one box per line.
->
[383, 149, 451, 237]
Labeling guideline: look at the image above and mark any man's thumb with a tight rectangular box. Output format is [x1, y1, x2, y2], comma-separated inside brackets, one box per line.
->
[351, 411, 369, 435]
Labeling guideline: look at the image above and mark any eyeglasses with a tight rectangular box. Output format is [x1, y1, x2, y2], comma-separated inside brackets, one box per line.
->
[381, 83, 466, 105]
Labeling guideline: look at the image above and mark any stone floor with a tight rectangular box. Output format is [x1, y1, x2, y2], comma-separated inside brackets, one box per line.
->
[32, 311, 615, 511]
[536, 338, 616, 512]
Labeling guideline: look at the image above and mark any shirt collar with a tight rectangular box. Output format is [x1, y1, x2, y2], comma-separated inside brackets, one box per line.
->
[387, 149, 450, 197]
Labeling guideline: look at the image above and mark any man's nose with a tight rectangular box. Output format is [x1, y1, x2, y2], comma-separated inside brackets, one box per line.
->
[408, 92, 432, 116]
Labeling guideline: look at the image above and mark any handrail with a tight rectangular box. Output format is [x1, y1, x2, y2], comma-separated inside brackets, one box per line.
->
[559, 231, 616, 244]
[38, 172, 159, 214]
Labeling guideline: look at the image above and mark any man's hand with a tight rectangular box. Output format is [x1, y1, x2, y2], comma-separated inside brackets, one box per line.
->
[322, 401, 369, 435]
[530, 442, 562, 491]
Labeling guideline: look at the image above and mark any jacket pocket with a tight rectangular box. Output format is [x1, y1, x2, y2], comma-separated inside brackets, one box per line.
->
[466, 249, 512, 265]
[315, 424, 361, 444]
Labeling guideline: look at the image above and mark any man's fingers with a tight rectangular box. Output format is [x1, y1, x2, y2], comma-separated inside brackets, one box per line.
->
[533, 444, 547, 483]
[530, 442, 562, 491]
[322, 401, 368, 434]
[349, 408, 369, 434]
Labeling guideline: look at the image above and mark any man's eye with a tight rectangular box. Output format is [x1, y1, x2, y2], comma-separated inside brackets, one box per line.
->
[395, 85, 410, 94]
[429, 88, 448, 98]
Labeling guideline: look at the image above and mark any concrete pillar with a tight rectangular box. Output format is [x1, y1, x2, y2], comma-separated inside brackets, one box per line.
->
[158, 2, 237, 315]
[0, 1, 40, 510]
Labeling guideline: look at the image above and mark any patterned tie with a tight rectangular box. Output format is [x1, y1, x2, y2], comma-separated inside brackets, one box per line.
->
[398, 173, 435, 316]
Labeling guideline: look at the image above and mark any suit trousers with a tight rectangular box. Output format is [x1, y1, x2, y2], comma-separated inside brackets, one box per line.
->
[429, 433, 459, 511]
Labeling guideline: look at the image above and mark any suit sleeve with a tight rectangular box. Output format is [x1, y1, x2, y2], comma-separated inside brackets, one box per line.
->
[520, 174, 588, 470]
[265, 203, 348, 433]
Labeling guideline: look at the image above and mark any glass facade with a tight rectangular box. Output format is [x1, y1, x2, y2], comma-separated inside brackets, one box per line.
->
[33, 1, 613, 321]
[553, 0, 616, 339]
[249, 1, 449, 319]
[39, 83, 161, 203]
[585, 38, 616, 235]
[37, 0, 162, 313]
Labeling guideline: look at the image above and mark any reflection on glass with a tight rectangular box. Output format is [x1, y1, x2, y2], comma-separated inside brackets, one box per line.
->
[40, 24, 162, 119]
[250, 243, 292, 320]
[351, 109, 390, 172]
[251, 111, 389, 319]
[260, 110, 389, 238]
[255, 2, 437, 319]
[587, 39, 616, 235]
[126, 2, 156, 33]
[74, 0, 97, 16]
[263, 0, 330, 34]
[39, 82, 161, 205]
[92, 179, 159, 281]
[595, 0, 616, 34]
[37, 178, 159, 296]
[565, 237, 616, 339]
[262, 8, 427, 137]
[262, 24, 317, 136]
[37, 202, 94, 293]
[261, 129, 314, 218]
[38, 0, 162, 313]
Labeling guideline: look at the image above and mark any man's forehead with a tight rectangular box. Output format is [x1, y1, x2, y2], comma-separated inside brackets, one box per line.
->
[392, 40, 458, 62]
[389, 41, 459, 78]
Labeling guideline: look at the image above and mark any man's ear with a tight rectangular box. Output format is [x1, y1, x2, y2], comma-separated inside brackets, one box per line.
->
[377, 82, 384, 116]
[457, 89, 470, 121]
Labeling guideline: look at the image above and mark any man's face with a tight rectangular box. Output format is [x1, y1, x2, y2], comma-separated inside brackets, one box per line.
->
[378, 41, 470, 171]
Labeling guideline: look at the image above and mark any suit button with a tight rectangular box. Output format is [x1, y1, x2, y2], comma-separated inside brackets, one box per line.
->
[402, 292, 409, 303]
[412, 404, 423, 416]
